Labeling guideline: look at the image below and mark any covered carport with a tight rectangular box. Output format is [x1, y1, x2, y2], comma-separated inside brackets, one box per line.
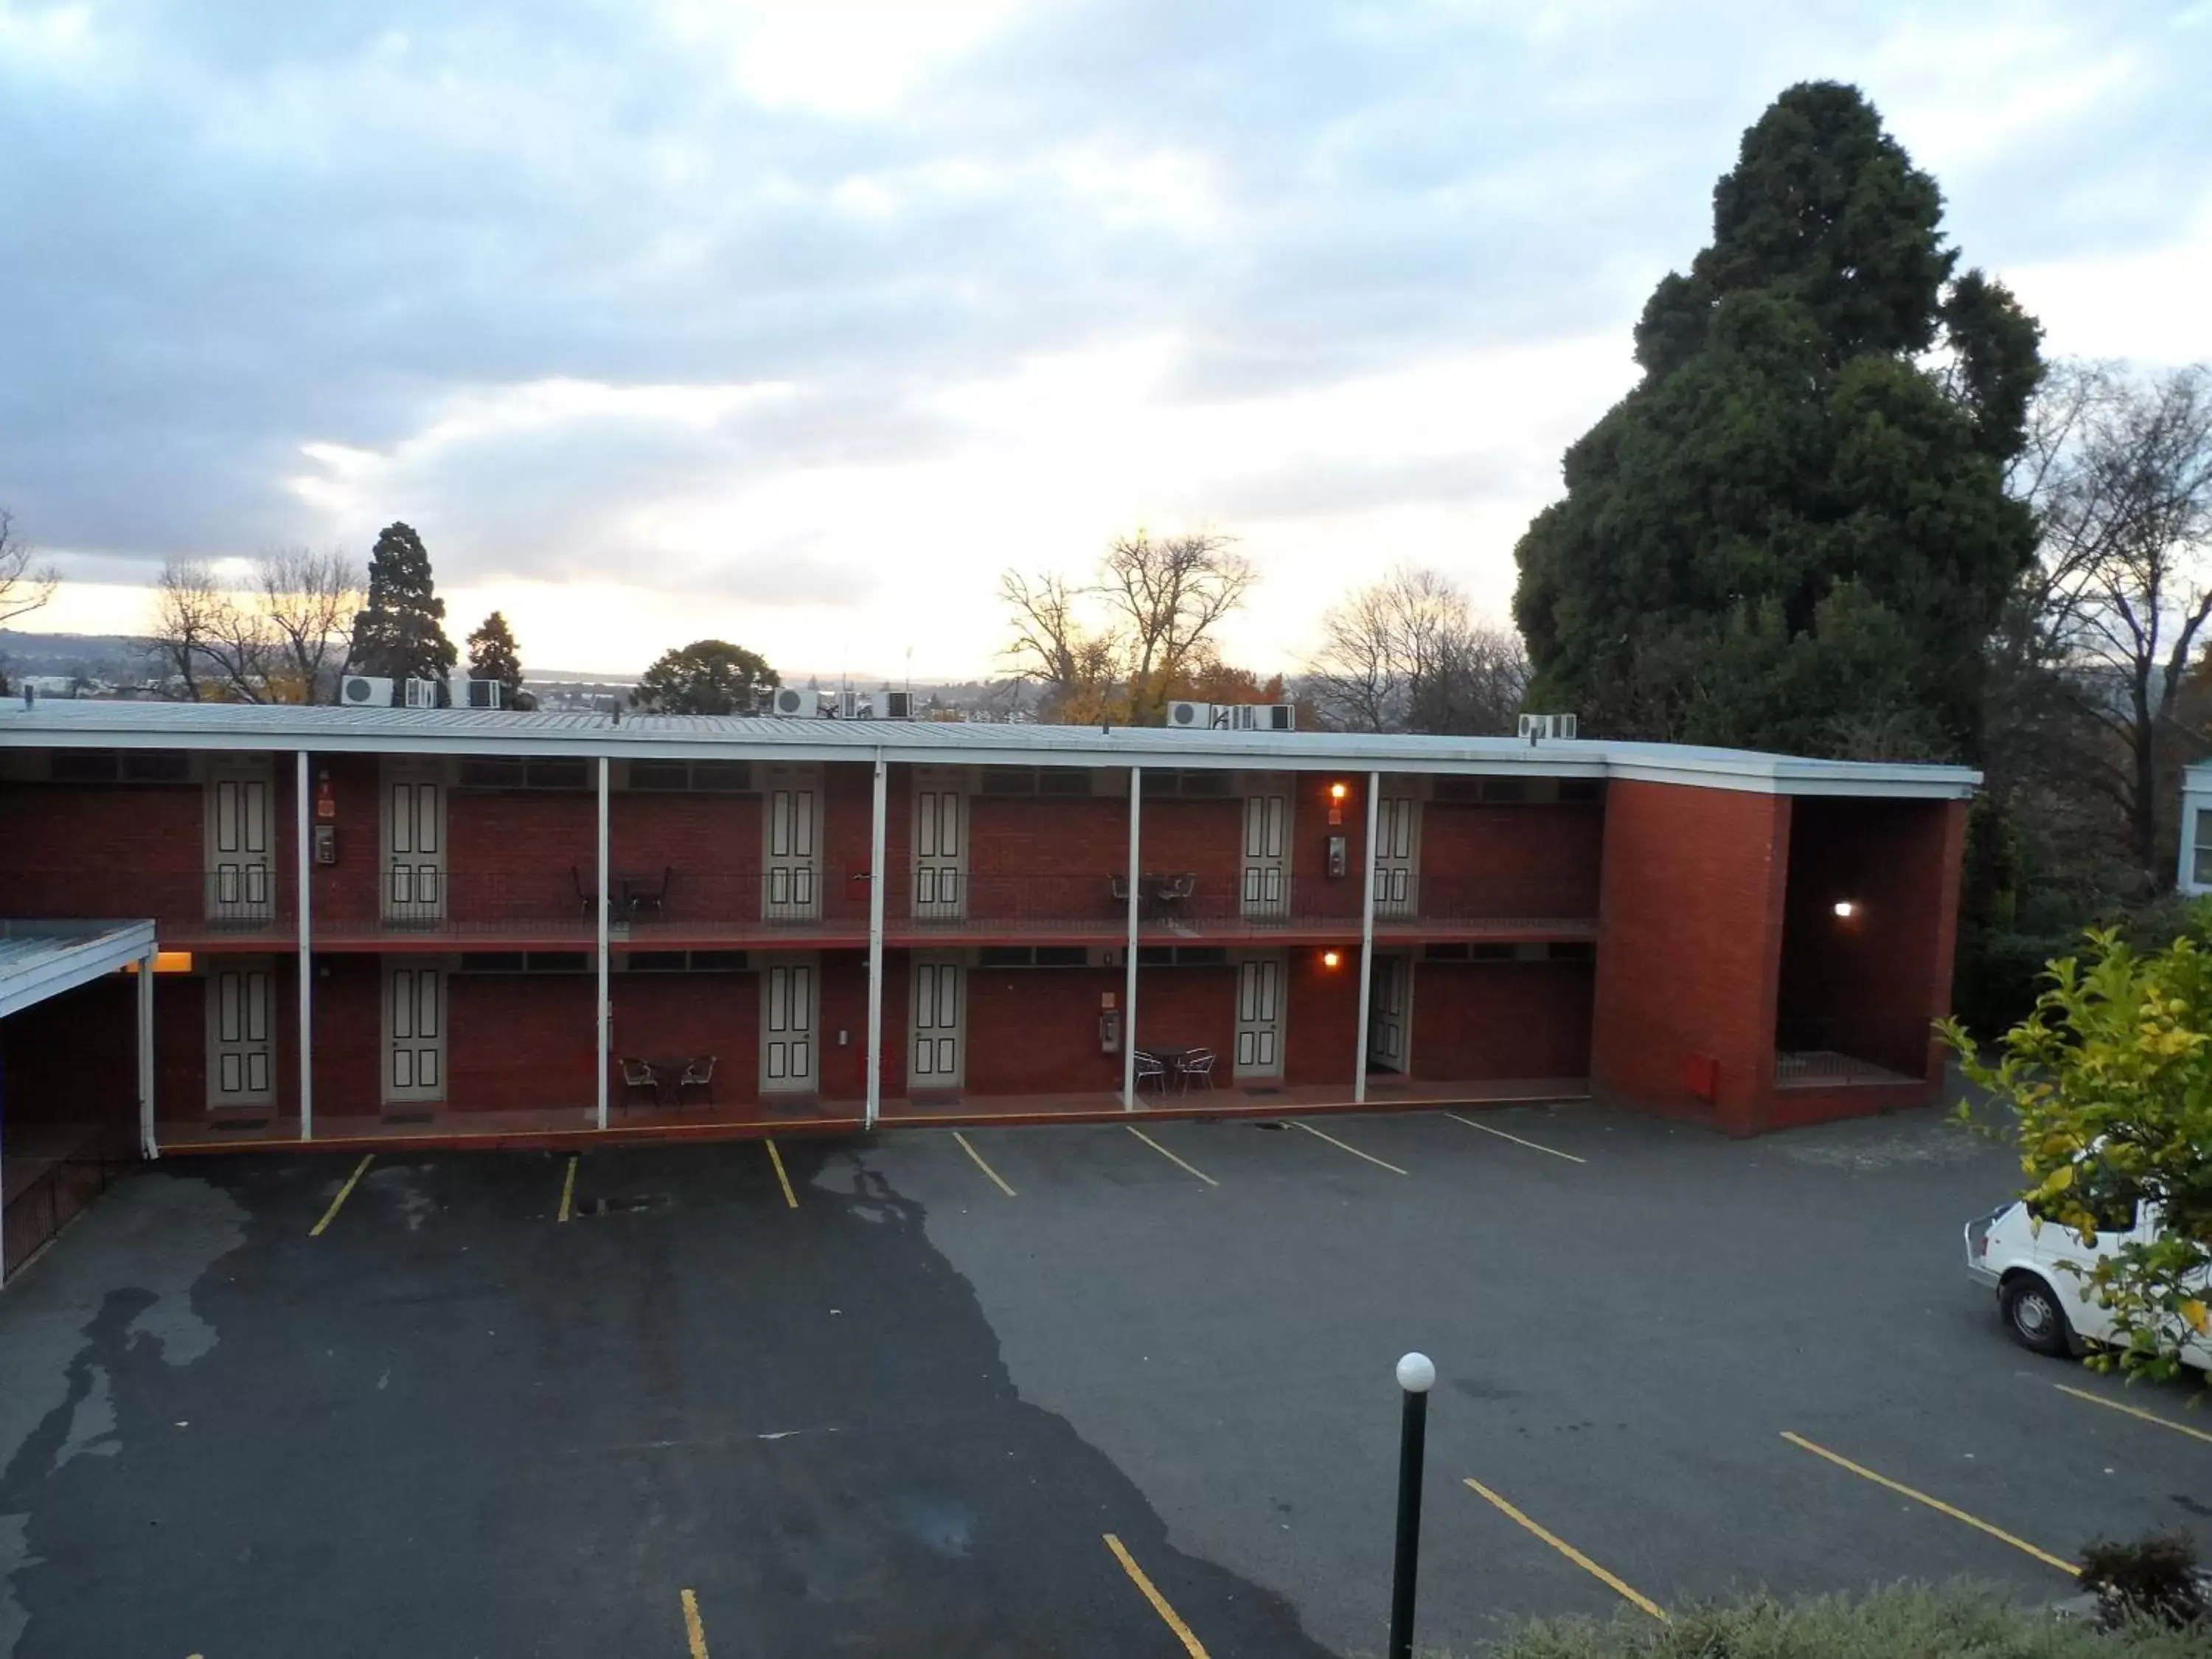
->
[1, 919, 158, 1281]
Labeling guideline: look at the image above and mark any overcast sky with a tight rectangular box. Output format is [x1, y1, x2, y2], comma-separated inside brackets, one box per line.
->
[4, 1, 2208, 678]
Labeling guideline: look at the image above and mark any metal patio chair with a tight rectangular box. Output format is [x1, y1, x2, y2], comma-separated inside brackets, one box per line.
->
[678, 1054, 716, 1105]
[1178, 1048, 1216, 1091]
[618, 1057, 658, 1113]
[1134, 1050, 1168, 1094]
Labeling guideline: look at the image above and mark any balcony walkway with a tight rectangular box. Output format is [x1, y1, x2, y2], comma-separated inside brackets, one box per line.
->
[153, 1077, 1592, 1154]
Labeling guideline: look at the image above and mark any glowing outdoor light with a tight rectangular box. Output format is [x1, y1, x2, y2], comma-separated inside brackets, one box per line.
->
[1833, 900, 1858, 919]
[1322, 949, 1343, 968]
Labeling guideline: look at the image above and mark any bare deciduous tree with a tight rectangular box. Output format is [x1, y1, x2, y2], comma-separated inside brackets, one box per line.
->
[260, 547, 364, 701]
[150, 559, 223, 702]
[998, 530, 1255, 724]
[0, 507, 61, 630]
[1304, 565, 1530, 735]
[1096, 531, 1254, 723]
[2017, 362, 2212, 884]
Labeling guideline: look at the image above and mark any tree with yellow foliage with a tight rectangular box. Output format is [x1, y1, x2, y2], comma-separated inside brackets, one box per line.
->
[1943, 916, 2212, 1382]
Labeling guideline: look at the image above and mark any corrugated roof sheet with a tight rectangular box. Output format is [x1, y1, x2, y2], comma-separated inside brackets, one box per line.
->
[0, 920, 160, 1020]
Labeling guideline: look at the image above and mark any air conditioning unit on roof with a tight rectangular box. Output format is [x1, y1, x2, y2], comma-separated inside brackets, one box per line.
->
[1166, 700, 1213, 730]
[1229, 702, 1296, 732]
[879, 689, 914, 720]
[462, 678, 504, 710]
[771, 686, 825, 717]
[1518, 712, 1578, 742]
[403, 677, 442, 709]
[340, 675, 394, 708]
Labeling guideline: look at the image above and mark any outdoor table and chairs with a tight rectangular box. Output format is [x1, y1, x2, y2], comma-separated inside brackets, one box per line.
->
[616, 1054, 717, 1109]
[1133, 1045, 1216, 1093]
[1107, 871, 1200, 919]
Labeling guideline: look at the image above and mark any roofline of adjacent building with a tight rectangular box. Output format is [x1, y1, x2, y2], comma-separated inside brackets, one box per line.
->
[0, 701, 1981, 799]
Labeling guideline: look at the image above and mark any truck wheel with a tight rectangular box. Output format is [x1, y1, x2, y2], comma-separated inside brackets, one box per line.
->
[2001, 1273, 2071, 1357]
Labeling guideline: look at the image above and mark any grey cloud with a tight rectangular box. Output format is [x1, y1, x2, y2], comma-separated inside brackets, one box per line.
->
[1, 0, 2205, 595]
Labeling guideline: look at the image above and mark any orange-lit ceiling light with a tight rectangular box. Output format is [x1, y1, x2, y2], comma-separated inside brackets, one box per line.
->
[1321, 948, 1343, 969]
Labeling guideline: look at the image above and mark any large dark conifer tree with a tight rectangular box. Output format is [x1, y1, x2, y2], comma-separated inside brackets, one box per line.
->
[348, 522, 457, 694]
[1512, 82, 2044, 759]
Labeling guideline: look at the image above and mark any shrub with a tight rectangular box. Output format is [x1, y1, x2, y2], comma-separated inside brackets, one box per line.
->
[1481, 1583, 2206, 1657]
[2076, 1531, 2208, 1632]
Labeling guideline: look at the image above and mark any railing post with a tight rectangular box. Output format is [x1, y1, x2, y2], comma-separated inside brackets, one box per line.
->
[866, 754, 888, 1129]
[1388, 1352, 1436, 1659]
[296, 749, 313, 1142]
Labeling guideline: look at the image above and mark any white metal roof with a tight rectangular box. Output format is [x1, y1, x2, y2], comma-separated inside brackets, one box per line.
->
[0, 920, 159, 1020]
[0, 699, 1979, 798]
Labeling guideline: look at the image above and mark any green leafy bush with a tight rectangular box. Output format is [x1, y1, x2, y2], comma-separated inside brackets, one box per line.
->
[1479, 1584, 2205, 1657]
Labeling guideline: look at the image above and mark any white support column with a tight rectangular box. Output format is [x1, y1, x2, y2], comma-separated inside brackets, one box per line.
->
[137, 948, 157, 1159]
[596, 755, 611, 1131]
[865, 754, 888, 1128]
[296, 750, 314, 1141]
[1123, 766, 1142, 1110]
[1354, 770, 1380, 1105]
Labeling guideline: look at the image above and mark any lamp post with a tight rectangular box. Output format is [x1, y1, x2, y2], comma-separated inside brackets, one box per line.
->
[1388, 1351, 1435, 1659]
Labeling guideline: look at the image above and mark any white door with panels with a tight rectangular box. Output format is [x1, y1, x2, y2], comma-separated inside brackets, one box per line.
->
[382, 760, 447, 924]
[1374, 793, 1419, 919]
[910, 955, 967, 1089]
[763, 765, 821, 922]
[1241, 793, 1290, 920]
[911, 769, 967, 921]
[206, 761, 274, 924]
[206, 959, 275, 1108]
[760, 956, 818, 1093]
[1369, 954, 1412, 1074]
[1234, 950, 1287, 1078]
[382, 961, 446, 1103]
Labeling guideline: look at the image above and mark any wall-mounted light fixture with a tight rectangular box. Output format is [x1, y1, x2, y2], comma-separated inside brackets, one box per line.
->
[1328, 780, 1349, 827]
[1321, 948, 1343, 969]
[1832, 900, 1858, 919]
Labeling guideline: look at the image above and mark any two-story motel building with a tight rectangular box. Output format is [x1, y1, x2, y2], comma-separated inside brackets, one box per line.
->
[0, 700, 1973, 1220]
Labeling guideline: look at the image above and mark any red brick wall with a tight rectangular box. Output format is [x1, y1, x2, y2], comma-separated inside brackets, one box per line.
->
[964, 966, 1126, 1094]
[2, 978, 136, 1132]
[448, 972, 597, 1110]
[815, 949, 878, 1102]
[1410, 961, 1593, 1081]
[1420, 801, 1604, 917]
[448, 791, 597, 925]
[310, 954, 385, 1119]
[1134, 965, 1238, 1068]
[609, 973, 758, 1105]
[1590, 782, 1790, 1135]
[1284, 945, 1360, 1085]
[310, 755, 386, 925]
[1775, 797, 1969, 1082]
[822, 765, 876, 925]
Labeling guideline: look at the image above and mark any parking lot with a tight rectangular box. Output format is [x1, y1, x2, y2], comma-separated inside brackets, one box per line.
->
[1, 1100, 2207, 1658]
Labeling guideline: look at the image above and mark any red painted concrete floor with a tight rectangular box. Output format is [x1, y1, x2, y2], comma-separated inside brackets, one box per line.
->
[153, 1077, 1592, 1155]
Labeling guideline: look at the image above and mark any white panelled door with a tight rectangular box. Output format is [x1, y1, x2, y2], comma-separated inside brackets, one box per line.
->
[205, 762, 273, 923]
[1234, 951, 1286, 1078]
[383, 761, 446, 924]
[1374, 794, 1419, 919]
[761, 956, 818, 1093]
[1241, 793, 1290, 920]
[763, 766, 821, 922]
[910, 956, 967, 1089]
[1369, 954, 1412, 1074]
[206, 959, 275, 1107]
[911, 770, 967, 921]
[383, 961, 446, 1103]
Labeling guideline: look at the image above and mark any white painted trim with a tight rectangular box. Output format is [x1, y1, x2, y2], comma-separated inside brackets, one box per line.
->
[866, 755, 888, 1128]
[1124, 766, 1141, 1110]
[1354, 770, 1379, 1105]
[596, 755, 611, 1131]
[296, 751, 313, 1141]
[2182, 789, 2212, 895]
[137, 948, 157, 1159]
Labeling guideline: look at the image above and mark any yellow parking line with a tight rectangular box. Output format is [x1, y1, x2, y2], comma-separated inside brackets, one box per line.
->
[1103, 1534, 1210, 1657]
[1294, 1120, 1408, 1175]
[1463, 1477, 1668, 1621]
[765, 1138, 799, 1209]
[1780, 1432, 2078, 1573]
[679, 1587, 709, 1658]
[952, 1131, 1017, 1197]
[1445, 1112, 1587, 1164]
[557, 1155, 578, 1223]
[308, 1154, 374, 1237]
[2054, 1382, 2212, 1447]
[1126, 1124, 1219, 1186]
